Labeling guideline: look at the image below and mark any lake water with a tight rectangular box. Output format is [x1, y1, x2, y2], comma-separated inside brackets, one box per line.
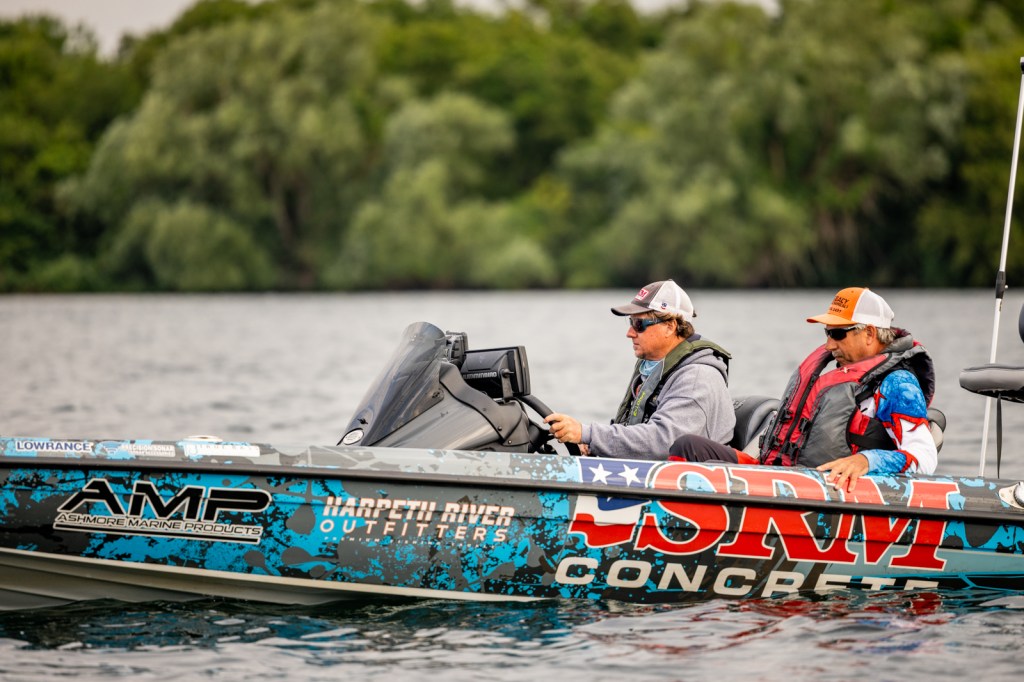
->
[2, 290, 1024, 679]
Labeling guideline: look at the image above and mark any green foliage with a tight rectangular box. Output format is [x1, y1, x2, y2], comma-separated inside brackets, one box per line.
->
[556, 0, 976, 287]
[916, 40, 1024, 286]
[0, 16, 138, 290]
[377, 7, 634, 192]
[21, 254, 102, 292]
[100, 199, 275, 290]
[452, 202, 559, 288]
[328, 93, 557, 288]
[6, 0, 1024, 291]
[117, 0, 279, 84]
[145, 201, 276, 291]
[379, 93, 515, 189]
[65, 0, 387, 290]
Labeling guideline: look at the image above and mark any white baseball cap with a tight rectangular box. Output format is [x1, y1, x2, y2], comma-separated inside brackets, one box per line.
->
[610, 279, 695, 321]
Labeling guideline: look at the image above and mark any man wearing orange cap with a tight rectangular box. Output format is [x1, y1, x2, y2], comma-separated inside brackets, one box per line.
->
[672, 287, 937, 491]
[545, 279, 735, 459]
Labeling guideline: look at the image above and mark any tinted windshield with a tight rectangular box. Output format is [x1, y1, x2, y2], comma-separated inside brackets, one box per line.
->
[341, 321, 447, 445]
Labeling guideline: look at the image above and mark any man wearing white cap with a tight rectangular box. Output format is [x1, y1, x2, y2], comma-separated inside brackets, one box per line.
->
[672, 287, 938, 492]
[545, 279, 735, 459]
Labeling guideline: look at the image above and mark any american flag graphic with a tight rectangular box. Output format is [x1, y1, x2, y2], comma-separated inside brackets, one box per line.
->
[578, 459, 658, 489]
[571, 459, 658, 547]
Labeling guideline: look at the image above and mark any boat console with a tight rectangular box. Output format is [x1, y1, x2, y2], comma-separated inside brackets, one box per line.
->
[445, 331, 531, 402]
[340, 323, 547, 453]
[459, 347, 530, 402]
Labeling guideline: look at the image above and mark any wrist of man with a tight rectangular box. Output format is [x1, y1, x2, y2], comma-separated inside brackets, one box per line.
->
[861, 449, 902, 474]
[581, 424, 592, 444]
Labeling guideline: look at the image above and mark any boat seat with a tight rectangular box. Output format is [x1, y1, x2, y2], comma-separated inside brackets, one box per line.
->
[729, 395, 780, 453]
[959, 364, 1024, 403]
[957, 302, 1024, 475]
[960, 300, 1024, 402]
[927, 407, 947, 453]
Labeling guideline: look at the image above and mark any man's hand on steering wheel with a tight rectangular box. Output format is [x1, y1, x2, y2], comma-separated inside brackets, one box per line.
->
[544, 413, 585, 456]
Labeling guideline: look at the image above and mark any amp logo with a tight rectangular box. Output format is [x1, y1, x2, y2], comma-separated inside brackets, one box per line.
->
[54, 478, 271, 544]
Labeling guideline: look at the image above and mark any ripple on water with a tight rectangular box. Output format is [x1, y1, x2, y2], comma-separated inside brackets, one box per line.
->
[0, 591, 1021, 680]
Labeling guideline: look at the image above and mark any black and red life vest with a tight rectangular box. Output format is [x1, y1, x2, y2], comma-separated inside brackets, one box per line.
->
[758, 331, 935, 468]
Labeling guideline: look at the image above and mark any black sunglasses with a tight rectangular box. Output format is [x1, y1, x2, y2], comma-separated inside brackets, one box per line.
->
[824, 325, 863, 341]
[629, 317, 669, 333]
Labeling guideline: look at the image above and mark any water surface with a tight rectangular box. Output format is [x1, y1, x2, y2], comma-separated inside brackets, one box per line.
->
[1, 290, 1023, 678]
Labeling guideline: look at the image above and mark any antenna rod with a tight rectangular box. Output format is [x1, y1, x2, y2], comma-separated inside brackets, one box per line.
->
[979, 57, 1024, 476]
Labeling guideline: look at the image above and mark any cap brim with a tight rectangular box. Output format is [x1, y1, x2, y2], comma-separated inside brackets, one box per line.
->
[806, 313, 855, 325]
[611, 303, 649, 316]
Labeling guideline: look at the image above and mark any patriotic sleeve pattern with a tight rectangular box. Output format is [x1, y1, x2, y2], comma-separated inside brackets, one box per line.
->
[859, 370, 938, 475]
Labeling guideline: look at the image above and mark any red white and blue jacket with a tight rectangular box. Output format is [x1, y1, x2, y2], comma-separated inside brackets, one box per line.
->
[759, 330, 937, 474]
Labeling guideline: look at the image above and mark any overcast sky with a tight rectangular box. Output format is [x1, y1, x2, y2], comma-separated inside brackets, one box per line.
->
[0, 0, 196, 54]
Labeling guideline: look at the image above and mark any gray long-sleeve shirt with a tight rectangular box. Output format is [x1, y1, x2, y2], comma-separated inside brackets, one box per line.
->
[581, 349, 735, 460]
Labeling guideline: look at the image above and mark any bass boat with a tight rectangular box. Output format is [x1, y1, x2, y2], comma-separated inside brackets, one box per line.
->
[2, 320, 1024, 610]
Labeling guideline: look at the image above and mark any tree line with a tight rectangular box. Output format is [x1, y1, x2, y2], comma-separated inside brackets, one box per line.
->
[3, 0, 1024, 292]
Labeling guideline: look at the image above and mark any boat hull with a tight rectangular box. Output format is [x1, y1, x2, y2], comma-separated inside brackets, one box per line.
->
[2, 436, 1024, 609]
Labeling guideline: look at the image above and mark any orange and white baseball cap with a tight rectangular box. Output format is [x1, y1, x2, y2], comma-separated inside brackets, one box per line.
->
[807, 287, 894, 328]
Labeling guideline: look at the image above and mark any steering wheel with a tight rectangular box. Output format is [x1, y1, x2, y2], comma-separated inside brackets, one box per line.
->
[519, 394, 583, 457]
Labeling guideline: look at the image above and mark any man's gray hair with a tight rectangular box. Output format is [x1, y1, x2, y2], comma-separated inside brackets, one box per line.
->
[875, 327, 895, 346]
